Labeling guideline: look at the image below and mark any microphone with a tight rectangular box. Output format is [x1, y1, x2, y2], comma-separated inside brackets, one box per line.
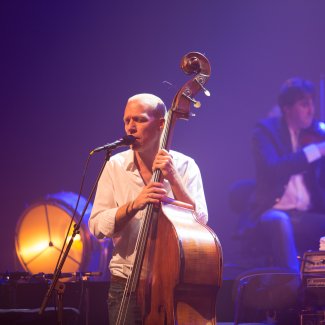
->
[90, 135, 136, 155]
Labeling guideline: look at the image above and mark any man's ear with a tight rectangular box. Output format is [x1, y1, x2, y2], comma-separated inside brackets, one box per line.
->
[159, 118, 165, 130]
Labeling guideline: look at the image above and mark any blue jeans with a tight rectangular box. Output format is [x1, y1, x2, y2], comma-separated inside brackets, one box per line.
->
[260, 209, 325, 272]
[108, 279, 142, 325]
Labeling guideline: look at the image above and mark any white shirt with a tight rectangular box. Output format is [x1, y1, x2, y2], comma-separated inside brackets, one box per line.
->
[88, 149, 208, 278]
[273, 128, 321, 211]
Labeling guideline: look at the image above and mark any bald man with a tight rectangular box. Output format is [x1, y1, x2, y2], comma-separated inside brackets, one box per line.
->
[89, 93, 207, 324]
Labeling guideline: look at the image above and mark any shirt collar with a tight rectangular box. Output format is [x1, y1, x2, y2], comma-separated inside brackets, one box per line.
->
[124, 150, 136, 172]
[124, 149, 179, 172]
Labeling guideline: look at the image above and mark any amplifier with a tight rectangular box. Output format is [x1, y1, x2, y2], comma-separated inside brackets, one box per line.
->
[301, 251, 325, 310]
[306, 277, 325, 288]
[301, 251, 325, 275]
[300, 309, 325, 325]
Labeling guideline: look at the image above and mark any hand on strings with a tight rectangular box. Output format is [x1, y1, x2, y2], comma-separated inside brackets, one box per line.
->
[153, 149, 178, 184]
[116, 183, 166, 232]
[133, 182, 167, 211]
[153, 149, 195, 207]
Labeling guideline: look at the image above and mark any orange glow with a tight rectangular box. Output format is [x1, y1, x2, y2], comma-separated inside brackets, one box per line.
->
[15, 202, 84, 274]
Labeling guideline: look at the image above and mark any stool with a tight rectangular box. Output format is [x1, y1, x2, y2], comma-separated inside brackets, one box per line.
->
[232, 268, 301, 324]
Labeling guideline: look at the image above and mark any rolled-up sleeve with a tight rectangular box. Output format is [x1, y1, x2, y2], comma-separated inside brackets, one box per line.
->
[184, 158, 208, 225]
[88, 163, 118, 239]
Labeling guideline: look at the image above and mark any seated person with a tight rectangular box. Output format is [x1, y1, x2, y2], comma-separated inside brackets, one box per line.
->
[250, 77, 325, 271]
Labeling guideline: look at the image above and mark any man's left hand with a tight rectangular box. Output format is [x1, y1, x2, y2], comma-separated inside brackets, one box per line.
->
[153, 149, 177, 183]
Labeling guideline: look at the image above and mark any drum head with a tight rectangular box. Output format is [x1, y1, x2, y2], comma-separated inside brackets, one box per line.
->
[15, 192, 108, 277]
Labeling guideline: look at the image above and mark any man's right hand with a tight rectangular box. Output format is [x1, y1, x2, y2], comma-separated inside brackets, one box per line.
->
[114, 182, 167, 233]
[133, 182, 167, 211]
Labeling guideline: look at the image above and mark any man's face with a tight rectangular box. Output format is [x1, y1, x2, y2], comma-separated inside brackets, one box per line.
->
[123, 99, 164, 152]
[285, 95, 315, 130]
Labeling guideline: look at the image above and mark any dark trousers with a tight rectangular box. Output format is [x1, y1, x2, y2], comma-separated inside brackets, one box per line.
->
[260, 209, 325, 271]
[108, 277, 142, 325]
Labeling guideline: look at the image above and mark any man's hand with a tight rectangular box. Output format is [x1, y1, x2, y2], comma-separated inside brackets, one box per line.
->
[133, 182, 167, 211]
[115, 182, 166, 233]
[153, 149, 178, 183]
[152, 149, 196, 208]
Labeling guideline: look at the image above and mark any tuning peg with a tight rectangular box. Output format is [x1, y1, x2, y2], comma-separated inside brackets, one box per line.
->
[202, 86, 211, 97]
[195, 78, 211, 97]
[193, 101, 201, 108]
[182, 92, 201, 108]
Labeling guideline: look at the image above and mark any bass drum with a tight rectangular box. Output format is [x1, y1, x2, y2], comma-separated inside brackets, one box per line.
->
[15, 192, 110, 280]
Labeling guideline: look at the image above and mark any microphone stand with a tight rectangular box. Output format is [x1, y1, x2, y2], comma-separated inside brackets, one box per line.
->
[39, 149, 113, 324]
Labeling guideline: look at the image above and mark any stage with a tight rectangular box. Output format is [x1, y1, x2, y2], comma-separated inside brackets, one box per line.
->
[1, 275, 325, 324]
[0, 278, 234, 324]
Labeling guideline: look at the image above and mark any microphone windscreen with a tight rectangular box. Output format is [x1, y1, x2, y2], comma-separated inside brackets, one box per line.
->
[123, 135, 136, 145]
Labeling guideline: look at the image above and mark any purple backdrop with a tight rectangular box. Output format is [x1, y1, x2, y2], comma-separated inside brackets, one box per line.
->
[1, 1, 325, 277]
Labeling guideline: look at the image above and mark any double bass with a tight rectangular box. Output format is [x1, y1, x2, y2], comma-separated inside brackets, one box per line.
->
[116, 52, 223, 325]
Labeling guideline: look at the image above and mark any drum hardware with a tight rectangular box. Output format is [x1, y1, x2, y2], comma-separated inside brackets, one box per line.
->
[0, 271, 103, 285]
[34, 271, 102, 282]
[0, 272, 29, 282]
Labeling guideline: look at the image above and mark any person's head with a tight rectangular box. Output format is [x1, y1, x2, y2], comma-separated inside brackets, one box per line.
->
[123, 93, 166, 153]
[278, 77, 315, 131]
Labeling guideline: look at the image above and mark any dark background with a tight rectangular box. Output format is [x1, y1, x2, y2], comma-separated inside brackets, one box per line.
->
[1, 0, 325, 278]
